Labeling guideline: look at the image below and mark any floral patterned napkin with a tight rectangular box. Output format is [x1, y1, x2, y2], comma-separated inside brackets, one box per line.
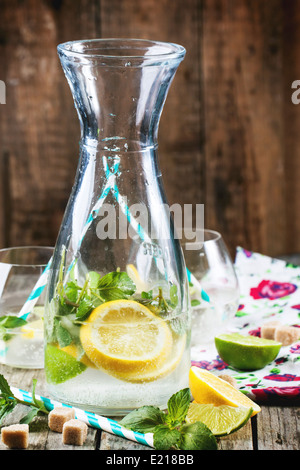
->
[191, 247, 300, 402]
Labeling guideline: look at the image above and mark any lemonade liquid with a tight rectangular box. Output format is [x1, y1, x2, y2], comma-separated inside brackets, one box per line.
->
[0, 306, 44, 369]
[45, 295, 190, 415]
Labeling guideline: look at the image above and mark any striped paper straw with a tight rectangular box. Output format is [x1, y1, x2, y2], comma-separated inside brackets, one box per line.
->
[17, 156, 120, 318]
[110, 180, 210, 302]
[18, 154, 209, 318]
[75, 156, 120, 251]
[18, 258, 52, 320]
[186, 268, 210, 302]
[11, 386, 154, 448]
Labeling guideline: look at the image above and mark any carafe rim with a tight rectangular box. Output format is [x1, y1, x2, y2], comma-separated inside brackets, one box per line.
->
[57, 38, 186, 65]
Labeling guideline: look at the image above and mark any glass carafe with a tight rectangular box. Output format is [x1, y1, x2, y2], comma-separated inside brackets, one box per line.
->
[45, 39, 190, 415]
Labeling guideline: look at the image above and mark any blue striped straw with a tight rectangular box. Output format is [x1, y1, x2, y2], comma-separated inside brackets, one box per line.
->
[18, 154, 208, 319]
[186, 268, 210, 302]
[11, 385, 154, 448]
[76, 156, 120, 251]
[109, 171, 210, 302]
[18, 258, 52, 320]
[17, 156, 121, 318]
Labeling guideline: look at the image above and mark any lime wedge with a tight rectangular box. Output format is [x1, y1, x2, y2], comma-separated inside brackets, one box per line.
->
[186, 402, 252, 436]
[215, 333, 281, 370]
[45, 344, 86, 384]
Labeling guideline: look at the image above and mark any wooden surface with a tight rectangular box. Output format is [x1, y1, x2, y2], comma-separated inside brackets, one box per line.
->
[0, 0, 300, 259]
[0, 364, 299, 451]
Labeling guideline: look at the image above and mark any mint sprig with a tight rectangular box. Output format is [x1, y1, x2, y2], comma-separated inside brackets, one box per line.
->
[0, 316, 27, 341]
[0, 375, 49, 426]
[120, 388, 218, 450]
[50, 270, 136, 347]
[51, 265, 186, 347]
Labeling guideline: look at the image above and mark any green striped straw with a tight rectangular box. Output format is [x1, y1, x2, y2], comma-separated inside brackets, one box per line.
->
[11, 385, 154, 448]
[18, 258, 52, 320]
[17, 157, 120, 319]
[18, 154, 209, 319]
[108, 159, 210, 302]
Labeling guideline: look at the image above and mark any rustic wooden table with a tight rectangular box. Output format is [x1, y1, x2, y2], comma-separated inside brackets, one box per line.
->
[0, 363, 299, 451]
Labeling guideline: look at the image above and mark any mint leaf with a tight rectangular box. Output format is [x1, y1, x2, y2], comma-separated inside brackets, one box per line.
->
[179, 422, 217, 450]
[20, 407, 40, 424]
[169, 285, 178, 307]
[87, 271, 101, 289]
[141, 290, 153, 300]
[167, 388, 191, 425]
[0, 374, 14, 397]
[0, 401, 17, 424]
[55, 320, 72, 347]
[64, 281, 79, 304]
[98, 272, 136, 301]
[120, 405, 166, 433]
[0, 375, 49, 426]
[0, 316, 27, 329]
[76, 297, 93, 319]
[191, 299, 201, 307]
[0, 325, 12, 341]
[0, 316, 27, 340]
[153, 425, 181, 450]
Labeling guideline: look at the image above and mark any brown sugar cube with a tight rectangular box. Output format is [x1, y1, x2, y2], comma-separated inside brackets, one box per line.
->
[218, 374, 238, 389]
[261, 320, 281, 340]
[62, 419, 88, 446]
[1, 423, 29, 449]
[274, 325, 300, 346]
[48, 406, 76, 433]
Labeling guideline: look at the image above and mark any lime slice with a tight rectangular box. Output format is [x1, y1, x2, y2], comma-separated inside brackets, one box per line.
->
[189, 366, 261, 416]
[45, 344, 86, 384]
[186, 402, 253, 436]
[215, 333, 281, 370]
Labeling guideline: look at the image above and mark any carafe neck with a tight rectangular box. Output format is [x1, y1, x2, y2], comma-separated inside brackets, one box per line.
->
[57, 39, 185, 151]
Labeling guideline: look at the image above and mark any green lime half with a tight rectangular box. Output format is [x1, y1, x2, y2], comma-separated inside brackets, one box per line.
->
[215, 333, 281, 370]
[45, 344, 87, 384]
[186, 402, 252, 436]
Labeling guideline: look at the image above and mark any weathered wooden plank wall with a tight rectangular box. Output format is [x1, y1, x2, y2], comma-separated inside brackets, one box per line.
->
[0, 0, 299, 258]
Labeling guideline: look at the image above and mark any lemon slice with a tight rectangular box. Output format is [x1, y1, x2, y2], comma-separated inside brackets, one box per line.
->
[186, 403, 253, 436]
[189, 366, 261, 416]
[126, 264, 147, 292]
[21, 319, 43, 339]
[118, 332, 187, 383]
[80, 300, 172, 380]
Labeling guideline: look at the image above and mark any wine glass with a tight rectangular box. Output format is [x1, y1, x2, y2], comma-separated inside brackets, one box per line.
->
[181, 229, 239, 351]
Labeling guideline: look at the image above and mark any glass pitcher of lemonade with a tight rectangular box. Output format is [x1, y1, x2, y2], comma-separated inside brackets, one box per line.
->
[44, 38, 190, 415]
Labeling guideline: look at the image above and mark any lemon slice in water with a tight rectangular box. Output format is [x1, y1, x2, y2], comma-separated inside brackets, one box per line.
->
[80, 300, 173, 381]
[21, 319, 43, 339]
[126, 264, 147, 292]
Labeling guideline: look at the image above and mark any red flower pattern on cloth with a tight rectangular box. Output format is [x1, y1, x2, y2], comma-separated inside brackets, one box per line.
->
[250, 280, 297, 300]
[191, 247, 300, 403]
